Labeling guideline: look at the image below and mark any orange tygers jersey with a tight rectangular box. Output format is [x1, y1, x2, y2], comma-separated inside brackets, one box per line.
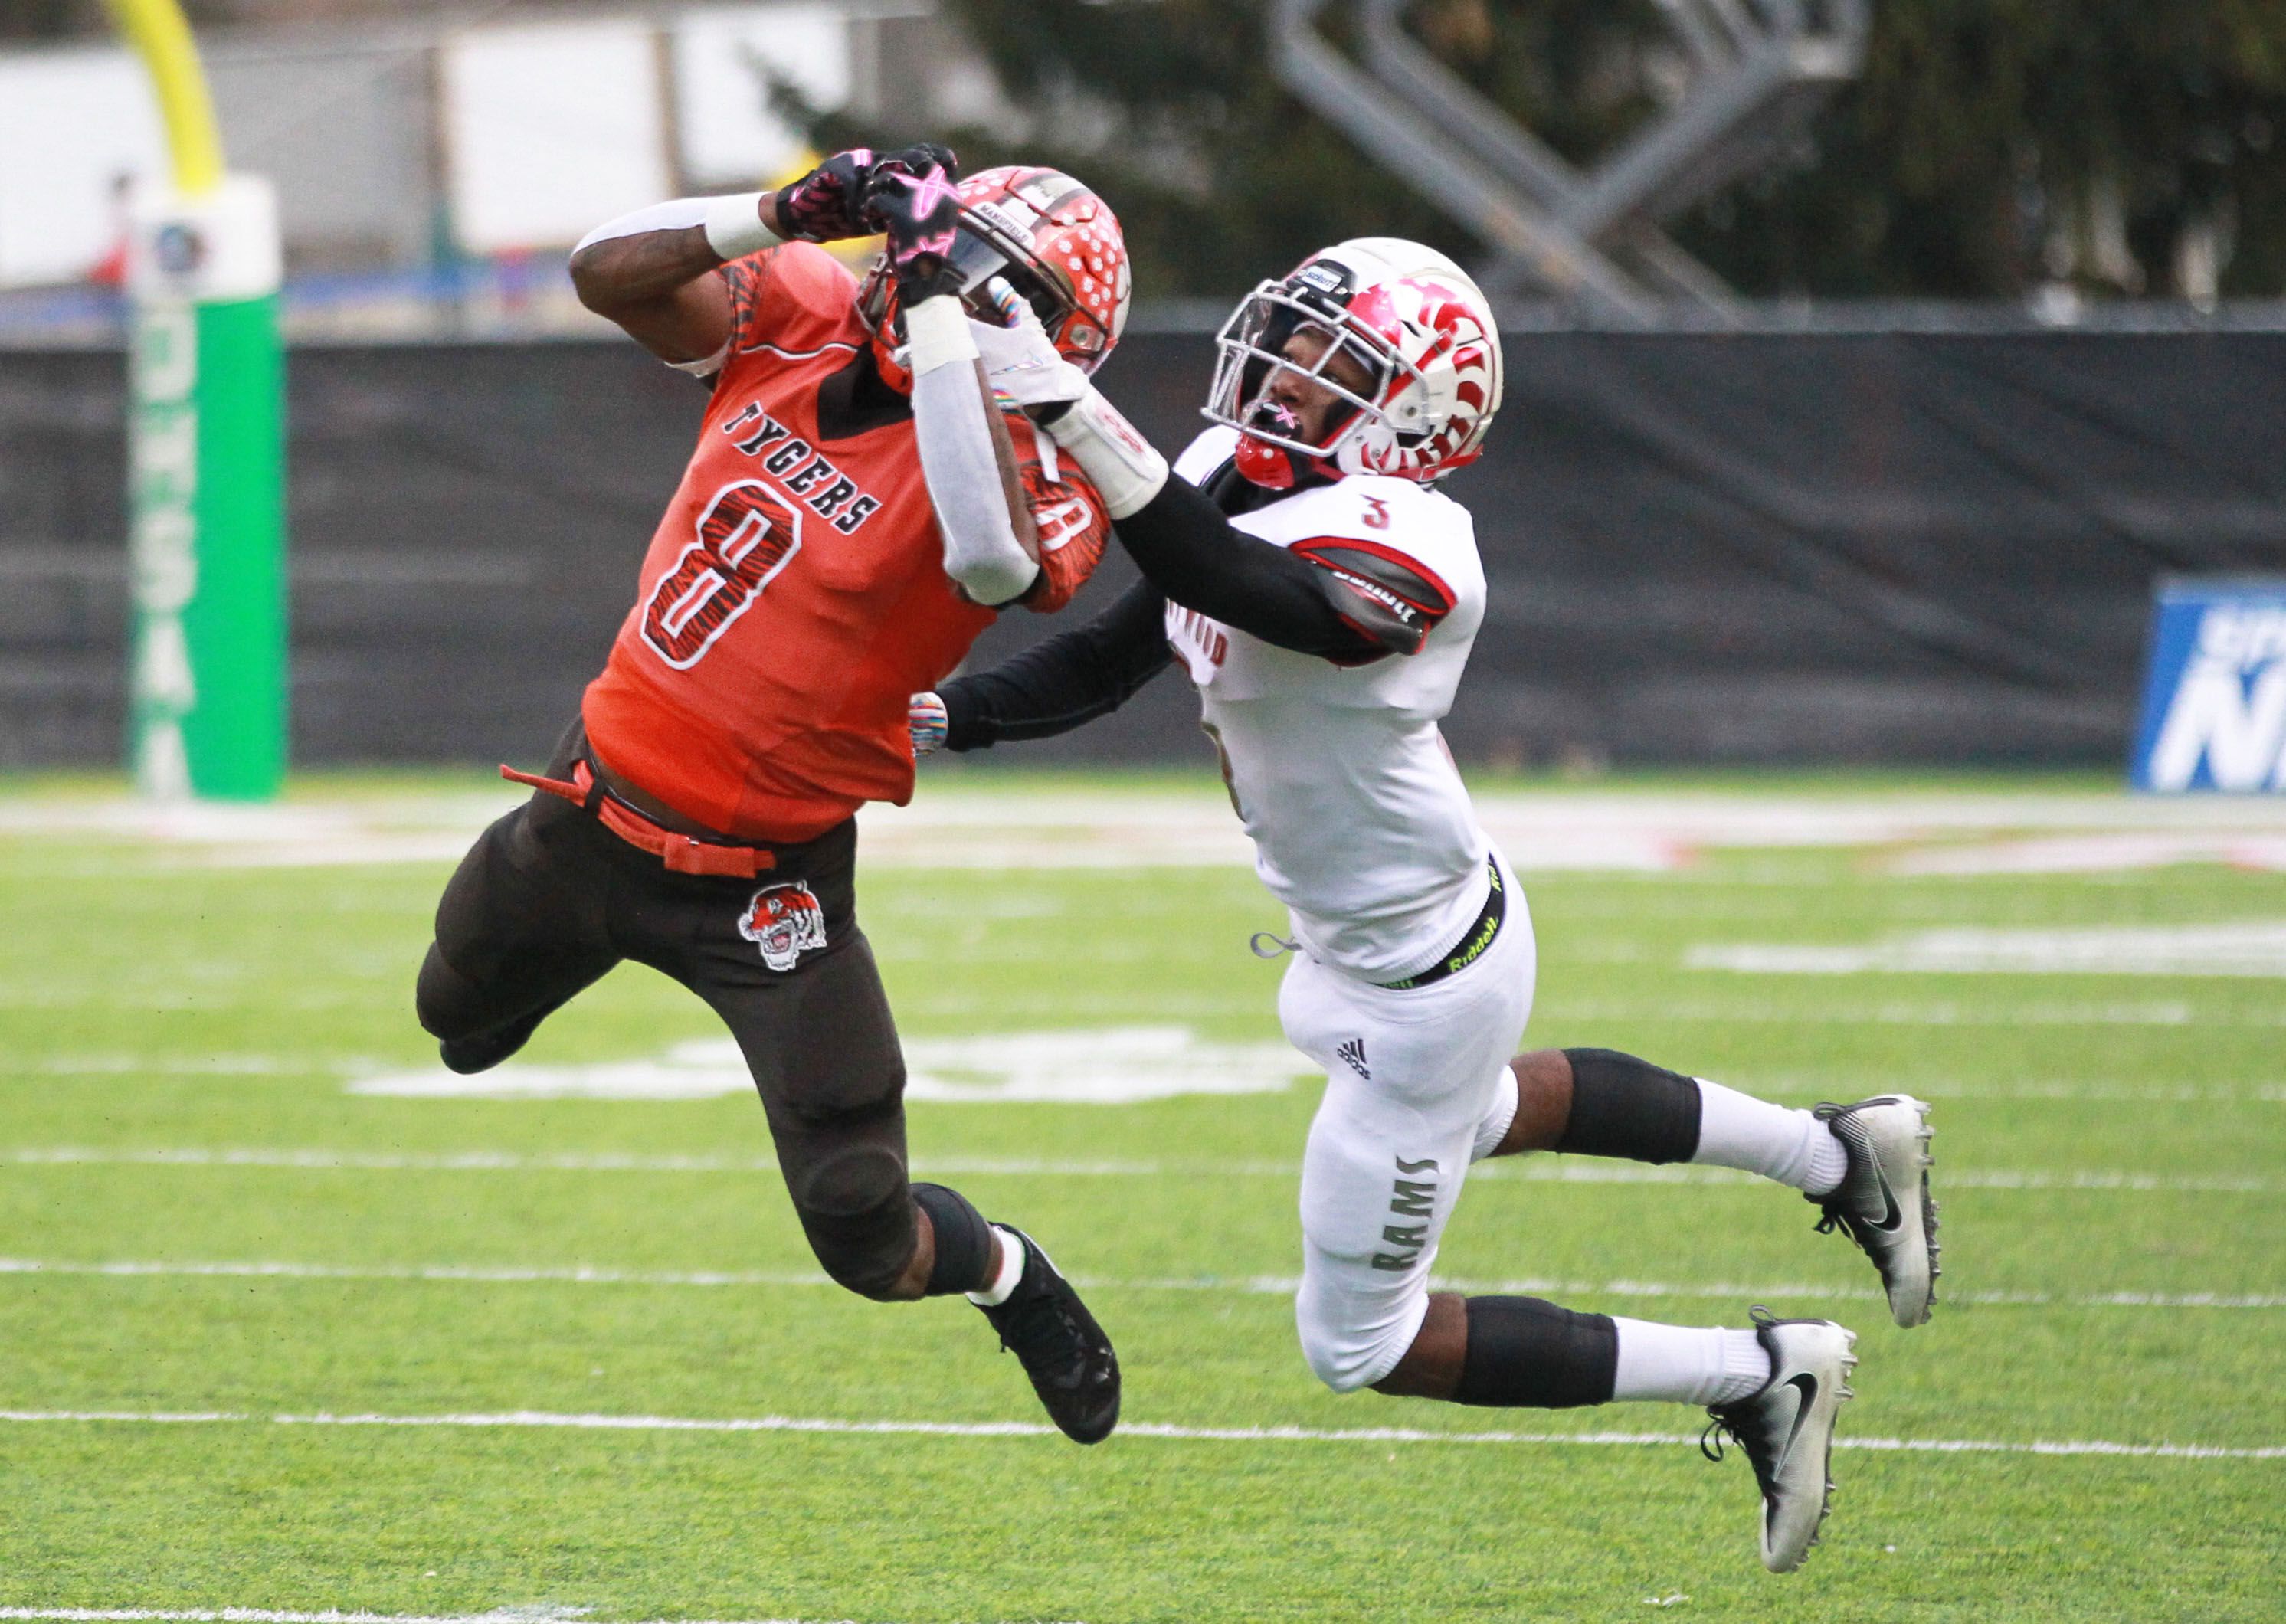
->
[581, 243, 1109, 843]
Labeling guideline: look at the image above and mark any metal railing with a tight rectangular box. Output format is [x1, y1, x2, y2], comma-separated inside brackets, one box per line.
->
[1272, 0, 1870, 320]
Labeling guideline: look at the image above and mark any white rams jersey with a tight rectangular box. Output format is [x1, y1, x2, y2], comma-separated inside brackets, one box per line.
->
[1164, 427, 1492, 983]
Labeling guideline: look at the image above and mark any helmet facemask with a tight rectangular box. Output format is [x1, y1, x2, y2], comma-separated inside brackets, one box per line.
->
[858, 169, 1126, 390]
[1207, 281, 1440, 487]
[1206, 244, 1503, 485]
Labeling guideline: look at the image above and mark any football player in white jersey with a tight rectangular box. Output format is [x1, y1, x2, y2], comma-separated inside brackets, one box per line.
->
[908, 239, 1940, 1573]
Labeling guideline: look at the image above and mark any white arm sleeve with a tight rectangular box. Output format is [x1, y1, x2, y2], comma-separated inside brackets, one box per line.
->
[572, 192, 777, 260]
[907, 296, 1040, 607]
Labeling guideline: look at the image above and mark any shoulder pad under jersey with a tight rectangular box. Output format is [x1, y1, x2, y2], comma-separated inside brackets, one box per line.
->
[722, 243, 863, 360]
[1289, 536, 1459, 661]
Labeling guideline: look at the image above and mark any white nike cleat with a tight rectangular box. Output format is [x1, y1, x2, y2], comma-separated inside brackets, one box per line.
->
[1702, 1308, 1858, 1573]
[1809, 1095, 1939, 1328]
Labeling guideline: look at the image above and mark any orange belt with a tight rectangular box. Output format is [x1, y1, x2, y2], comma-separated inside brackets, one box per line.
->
[500, 761, 778, 879]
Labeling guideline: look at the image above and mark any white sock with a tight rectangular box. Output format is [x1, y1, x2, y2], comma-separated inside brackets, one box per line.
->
[1692, 1079, 1848, 1195]
[1611, 1318, 1772, 1406]
[965, 1225, 1027, 1307]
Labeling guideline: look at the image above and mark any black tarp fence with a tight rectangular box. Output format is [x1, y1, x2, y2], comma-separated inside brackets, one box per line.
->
[3, 329, 2282, 770]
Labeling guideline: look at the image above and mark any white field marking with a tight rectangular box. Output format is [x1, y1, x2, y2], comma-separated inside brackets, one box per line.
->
[1753, 1079, 2286, 1104]
[346, 1028, 1311, 1104]
[0, 1406, 2278, 1460]
[0, 990, 379, 1013]
[0, 1257, 837, 1288]
[24, 1060, 2283, 1105]
[1468, 1162, 2286, 1194]
[1548, 997, 2286, 1027]
[870, 789, 2286, 841]
[5, 1146, 2275, 1192]
[8, 961, 2281, 1034]
[0, 1613, 861, 1624]
[6, 1257, 2280, 1311]
[16, 1055, 325, 1076]
[1887, 832, 2286, 876]
[0, 1147, 1261, 1174]
[1688, 922, 2286, 978]
[0, 795, 516, 871]
[0, 1619, 772, 1624]
[7, 784, 2285, 872]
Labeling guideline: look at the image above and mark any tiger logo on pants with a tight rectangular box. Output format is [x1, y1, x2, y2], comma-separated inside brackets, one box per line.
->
[739, 881, 827, 971]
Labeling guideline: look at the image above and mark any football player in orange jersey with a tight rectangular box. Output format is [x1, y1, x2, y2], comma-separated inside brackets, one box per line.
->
[414, 147, 1128, 1443]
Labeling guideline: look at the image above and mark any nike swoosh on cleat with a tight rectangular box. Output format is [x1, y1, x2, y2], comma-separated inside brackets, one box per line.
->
[1856, 1121, 1907, 1233]
[1770, 1374, 1819, 1480]
[1869, 1161, 1904, 1232]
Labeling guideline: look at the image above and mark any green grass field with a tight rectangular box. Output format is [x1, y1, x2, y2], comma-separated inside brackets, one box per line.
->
[4, 771, 2283, 1622]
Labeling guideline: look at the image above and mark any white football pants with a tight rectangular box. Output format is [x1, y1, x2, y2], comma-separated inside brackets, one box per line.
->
[1279, 847, 1536, 1392]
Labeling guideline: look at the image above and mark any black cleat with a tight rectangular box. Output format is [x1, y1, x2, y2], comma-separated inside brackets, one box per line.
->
[437, 1009, 548, 1076]
[975, 1228, 1120, 1444]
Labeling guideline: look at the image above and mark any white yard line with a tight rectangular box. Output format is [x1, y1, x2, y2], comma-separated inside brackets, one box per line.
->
[16, 1056, 333, 1076]
[1688, 921, 2286, 978]
[0, 1148, 1278, 1175]
[5, 997, 2280, 1026]
[16, 1059, 2281, 1105]
[6, 786, 2285, 873]
[1797, 1080, 2286, 1103]
[1552, 997, 2286, 1027]
[2, 1256, 2278, 1310]
[2, 1146, 2275, 1192]
[0, 1406, 2275, 1460]
[0, 1612, 855, 1624]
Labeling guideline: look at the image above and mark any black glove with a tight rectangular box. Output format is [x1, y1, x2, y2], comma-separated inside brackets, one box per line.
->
[865, 152, 968, 302]
[775, 142, 958, 243]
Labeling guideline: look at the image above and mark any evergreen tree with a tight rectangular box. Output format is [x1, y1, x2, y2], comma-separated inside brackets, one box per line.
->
[931, 0, 2286, 299]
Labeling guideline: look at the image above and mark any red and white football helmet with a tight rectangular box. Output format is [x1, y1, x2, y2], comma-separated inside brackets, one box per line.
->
[1205, 237, 1503, 489]
[859, 165, 1132, 393]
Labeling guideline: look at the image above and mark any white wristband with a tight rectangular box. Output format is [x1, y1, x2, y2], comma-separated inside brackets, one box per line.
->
[703, 192, 778, 260]
[1045, 389, 1169, 519]
[904, 295, 981, 377]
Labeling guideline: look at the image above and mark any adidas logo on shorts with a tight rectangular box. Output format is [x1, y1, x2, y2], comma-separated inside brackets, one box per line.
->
[1336, 1038, 1370, 1081]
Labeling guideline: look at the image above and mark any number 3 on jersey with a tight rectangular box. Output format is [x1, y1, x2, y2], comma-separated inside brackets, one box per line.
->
[641, 480, 801, 669]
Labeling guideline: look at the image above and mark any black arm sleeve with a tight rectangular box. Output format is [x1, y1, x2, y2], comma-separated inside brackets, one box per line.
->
[938, 577, 1174, 751]
[1113, 473, 1381, 661]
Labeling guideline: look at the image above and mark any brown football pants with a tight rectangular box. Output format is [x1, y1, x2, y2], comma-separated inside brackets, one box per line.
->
[415, 722, 919, 1297]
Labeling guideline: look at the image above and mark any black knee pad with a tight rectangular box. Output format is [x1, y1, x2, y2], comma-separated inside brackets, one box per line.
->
[909, 1181, 996, 1297]
[1558, 1048, 1702, 1164]
[1455, 1295, 1618, 1410]
[791, 1142, 913, 1299]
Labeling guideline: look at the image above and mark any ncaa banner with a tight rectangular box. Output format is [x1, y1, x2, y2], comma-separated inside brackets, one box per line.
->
[2133, 578, 2286, 792]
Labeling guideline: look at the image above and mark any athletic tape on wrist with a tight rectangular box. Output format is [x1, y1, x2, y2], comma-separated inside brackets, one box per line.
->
[903, 295, 981, 377]
[1047, 390, 1168, 519]
[703, 192, 779, 261]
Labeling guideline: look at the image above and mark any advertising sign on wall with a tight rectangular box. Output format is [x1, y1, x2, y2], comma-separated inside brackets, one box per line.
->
[2134, 578, 2286, 792]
